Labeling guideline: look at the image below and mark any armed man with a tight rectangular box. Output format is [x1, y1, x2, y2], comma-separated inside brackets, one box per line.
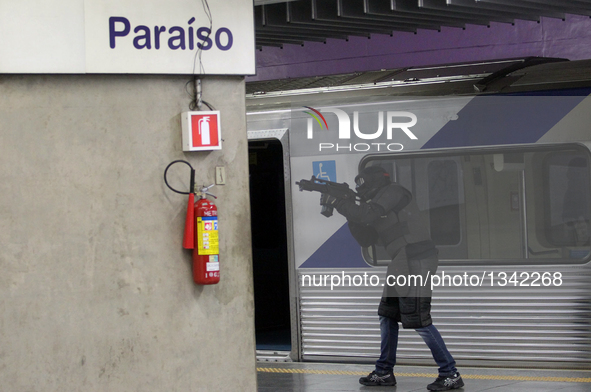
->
[303, 165, 464, 391]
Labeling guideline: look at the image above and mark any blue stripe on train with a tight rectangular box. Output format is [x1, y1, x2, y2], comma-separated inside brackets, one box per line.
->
[422, 92, 589, 149]
[299, 224, 368, 269]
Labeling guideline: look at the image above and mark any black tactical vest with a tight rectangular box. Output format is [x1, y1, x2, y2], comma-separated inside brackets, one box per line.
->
[370, 183, 435, 259]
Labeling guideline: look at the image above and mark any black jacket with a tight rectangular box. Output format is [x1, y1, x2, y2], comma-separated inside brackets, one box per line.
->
[335, 182, 438, 328]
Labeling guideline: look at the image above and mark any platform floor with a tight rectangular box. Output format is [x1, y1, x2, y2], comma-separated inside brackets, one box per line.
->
[257, 362, 591, 392]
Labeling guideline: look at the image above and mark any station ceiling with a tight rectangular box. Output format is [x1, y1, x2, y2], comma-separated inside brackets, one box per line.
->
[252, 0, 591, 49]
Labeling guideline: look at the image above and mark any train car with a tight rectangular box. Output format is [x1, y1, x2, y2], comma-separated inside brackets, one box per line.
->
[245, 57, 591, 369]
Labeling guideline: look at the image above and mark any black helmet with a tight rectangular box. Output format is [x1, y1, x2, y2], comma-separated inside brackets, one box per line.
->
[355, 166, 390, 200]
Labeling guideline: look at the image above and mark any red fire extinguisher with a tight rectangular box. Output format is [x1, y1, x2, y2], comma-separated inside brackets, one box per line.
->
[164, 160, 220, 285]
[192, 184, 220, 285]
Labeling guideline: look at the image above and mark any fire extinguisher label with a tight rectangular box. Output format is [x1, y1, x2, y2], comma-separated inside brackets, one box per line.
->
[197, 217, 219, 255]
[206, 254, 220, 272]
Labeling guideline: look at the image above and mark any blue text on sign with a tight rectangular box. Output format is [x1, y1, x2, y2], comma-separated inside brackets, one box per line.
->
[109, 17, 233, 51]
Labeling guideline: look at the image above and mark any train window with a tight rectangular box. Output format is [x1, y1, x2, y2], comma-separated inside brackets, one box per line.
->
[427, 160, 461, 246]
[360, 144, 591, 266]
[543, 153, 591, 249]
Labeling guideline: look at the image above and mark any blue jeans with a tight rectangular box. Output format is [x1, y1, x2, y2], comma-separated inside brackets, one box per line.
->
[375, 316, 457, 376]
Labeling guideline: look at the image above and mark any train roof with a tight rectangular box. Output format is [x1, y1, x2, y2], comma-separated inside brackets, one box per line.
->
[245, 57, 591, 111]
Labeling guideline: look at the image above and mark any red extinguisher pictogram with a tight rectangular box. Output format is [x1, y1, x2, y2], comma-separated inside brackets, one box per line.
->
[164, 160, 220, 285]
[192, 184, 220, 285]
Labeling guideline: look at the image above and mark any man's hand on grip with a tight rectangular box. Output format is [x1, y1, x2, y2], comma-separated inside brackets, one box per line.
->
[320, 193, 340, 207]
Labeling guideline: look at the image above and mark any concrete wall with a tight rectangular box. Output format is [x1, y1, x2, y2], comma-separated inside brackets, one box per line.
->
[0, 74, 256, 391]
[251, 14, 591, 81]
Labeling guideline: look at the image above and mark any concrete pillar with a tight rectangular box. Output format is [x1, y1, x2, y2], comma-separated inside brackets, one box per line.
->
[0, 74, 256, 391]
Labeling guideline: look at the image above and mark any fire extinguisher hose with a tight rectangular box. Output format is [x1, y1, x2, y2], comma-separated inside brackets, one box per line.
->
[164, 160, 195, 195]
[164, 160, 197, 249]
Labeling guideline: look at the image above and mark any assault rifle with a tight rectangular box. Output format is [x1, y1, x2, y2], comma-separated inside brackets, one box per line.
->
[296, 176, 358, 217]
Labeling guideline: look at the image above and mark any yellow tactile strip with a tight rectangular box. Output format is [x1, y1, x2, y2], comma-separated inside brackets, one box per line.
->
[256, 367, 591, 383]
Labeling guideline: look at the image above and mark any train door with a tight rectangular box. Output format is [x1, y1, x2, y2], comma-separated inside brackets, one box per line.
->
[248, 131, 298, 361]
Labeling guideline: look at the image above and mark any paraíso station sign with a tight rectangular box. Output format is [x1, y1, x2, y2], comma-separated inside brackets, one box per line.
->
[0, 0, 255, 75]
[109, 17, 234, 52]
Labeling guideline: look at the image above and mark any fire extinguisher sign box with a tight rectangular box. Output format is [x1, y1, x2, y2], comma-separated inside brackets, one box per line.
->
[181, 111, 222, 151]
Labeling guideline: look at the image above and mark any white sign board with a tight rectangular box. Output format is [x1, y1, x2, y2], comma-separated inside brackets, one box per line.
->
[0, 0, 255, 75]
